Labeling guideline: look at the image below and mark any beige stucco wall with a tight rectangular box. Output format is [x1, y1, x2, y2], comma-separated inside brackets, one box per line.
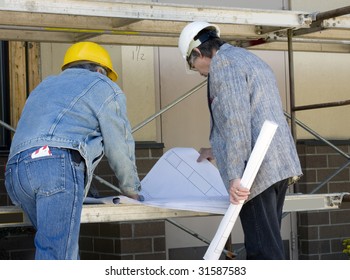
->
[120, 46, 157, 141]
[293, 52, 350, 139]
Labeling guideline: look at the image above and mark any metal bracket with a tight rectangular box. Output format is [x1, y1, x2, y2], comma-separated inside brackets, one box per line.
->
[283, 192, 349, 212]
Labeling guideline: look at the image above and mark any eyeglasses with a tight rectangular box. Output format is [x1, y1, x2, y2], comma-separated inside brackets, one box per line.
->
[186, 54, 198, 71]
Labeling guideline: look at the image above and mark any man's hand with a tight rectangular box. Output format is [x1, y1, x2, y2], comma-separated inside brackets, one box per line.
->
[229, 178, 250, 205]
[197, 147, 214, 162]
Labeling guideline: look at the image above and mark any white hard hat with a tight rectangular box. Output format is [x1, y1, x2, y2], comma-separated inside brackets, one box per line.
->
[178, 21, 220, 60]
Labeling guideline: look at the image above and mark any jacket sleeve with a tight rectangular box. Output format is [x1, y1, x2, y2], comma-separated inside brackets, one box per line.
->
[210, 55, 251, 181]
[98, 91, 141, 196]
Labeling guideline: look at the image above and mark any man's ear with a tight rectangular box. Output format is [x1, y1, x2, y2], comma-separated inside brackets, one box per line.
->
[192, 47, 202, 57]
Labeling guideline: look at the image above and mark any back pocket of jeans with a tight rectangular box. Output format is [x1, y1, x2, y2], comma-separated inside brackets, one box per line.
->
[24, 155, 66, 197]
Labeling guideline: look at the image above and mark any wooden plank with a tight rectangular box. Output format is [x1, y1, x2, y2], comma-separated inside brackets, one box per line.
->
[0, 11, 139, 30]
[81, 204, 212, 224]
[9, 41, 27, 128]
[8, 41, 40, 129]
[1, 193, 347, 228]
[27, 42, 41, 92]
[0, 204, 212, 228]
[0, 29, 80, 43]
[0, 1, 312, 28]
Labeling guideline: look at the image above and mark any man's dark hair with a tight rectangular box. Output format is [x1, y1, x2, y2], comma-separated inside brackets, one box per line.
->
[188, 28, 225, 63]
[63, 61, 108, 76]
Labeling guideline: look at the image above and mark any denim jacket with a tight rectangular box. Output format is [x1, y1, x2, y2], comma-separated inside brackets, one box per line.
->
[208, 44, 302, 200]
[7, 68, 141, 197]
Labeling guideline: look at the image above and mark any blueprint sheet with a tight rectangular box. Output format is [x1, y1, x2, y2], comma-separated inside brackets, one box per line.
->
[139, 147, 230, 214]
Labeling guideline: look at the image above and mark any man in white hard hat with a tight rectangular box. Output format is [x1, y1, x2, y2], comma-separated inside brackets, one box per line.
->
[179, 22, 302, 259]
[5, 42, 142, 259]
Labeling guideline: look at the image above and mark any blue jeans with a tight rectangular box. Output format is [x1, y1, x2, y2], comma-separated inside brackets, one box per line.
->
[239, 179, 289, 260]
[5, 147, 85, 260]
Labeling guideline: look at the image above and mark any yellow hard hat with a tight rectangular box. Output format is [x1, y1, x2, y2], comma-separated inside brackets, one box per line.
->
[62, 42, 118, 82]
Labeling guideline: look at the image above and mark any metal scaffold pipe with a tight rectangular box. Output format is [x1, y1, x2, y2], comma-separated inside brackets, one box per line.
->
[284, 112, 350, 160]
[131, 80, 207, 133]
[315, 5, 350, 21]
[0, 120, 16, 132]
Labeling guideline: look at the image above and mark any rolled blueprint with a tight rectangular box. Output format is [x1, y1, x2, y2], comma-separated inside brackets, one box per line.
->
[203, 120, 278, 260]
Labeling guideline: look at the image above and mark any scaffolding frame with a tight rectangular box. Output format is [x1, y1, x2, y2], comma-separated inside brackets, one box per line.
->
[0, 1, 348, 52]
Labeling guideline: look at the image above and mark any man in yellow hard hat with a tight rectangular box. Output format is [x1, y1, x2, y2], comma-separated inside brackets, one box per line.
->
[5, 42, 142, 259]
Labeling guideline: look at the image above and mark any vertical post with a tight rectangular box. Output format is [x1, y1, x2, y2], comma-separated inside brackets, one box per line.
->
[9, 41, 27, 128]
[287, 29, 297, 141]
[287, 29, 300, 256]
[27, 42, 41, 93]
[8, 41, 41, 129]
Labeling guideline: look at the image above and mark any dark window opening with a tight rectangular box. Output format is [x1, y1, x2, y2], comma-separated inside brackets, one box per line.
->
[0, 41, 10, 151]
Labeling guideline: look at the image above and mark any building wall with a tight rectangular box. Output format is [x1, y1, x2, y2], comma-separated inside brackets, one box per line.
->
[293, 52, 350, 140]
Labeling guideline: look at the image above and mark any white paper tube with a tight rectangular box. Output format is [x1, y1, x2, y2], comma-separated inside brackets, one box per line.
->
[203, 120, 278, 260]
